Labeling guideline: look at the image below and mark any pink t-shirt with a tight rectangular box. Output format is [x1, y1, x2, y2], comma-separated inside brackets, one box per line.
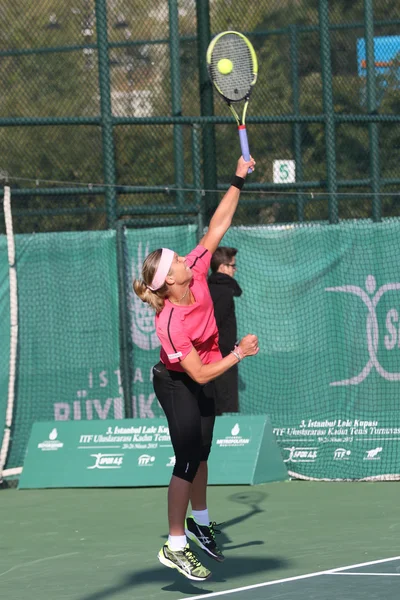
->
[156, 245, 222, 372]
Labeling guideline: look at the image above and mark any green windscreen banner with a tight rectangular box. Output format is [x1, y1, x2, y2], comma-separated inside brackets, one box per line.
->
[125, 220, 400, 481]
[18, 416, 288, 488]
[1, 225, 198, 472]
[2, 220, 400, 480]
[4, 230, 122, 470]
[222, 221, 400, 480]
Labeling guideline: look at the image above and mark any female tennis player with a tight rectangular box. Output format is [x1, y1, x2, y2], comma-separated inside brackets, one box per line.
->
[133, 154, 259, 582]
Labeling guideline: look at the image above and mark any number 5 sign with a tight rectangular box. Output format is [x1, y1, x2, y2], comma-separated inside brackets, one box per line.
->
[273, 160, 296, 184]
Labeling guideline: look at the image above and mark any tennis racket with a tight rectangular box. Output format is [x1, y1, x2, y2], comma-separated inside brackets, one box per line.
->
[207, 31, 258, 172]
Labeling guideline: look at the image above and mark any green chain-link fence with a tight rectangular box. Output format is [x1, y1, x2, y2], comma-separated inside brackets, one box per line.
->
[0, 0, 399, 233]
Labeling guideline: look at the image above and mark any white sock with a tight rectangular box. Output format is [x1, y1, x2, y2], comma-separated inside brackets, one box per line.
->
[192, 509, 209, 526]
[168, 534, 187, 552]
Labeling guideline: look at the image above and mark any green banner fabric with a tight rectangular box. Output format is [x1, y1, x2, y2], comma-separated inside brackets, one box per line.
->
[222, 221, 400, 480]
[0, 236, 10, 456]
[123, 221, 400, 480]
[0, 225, 199, 472]
[3, 221, 400, 480]
[5, 230, 122, 470]
[18, 416, 288, 488]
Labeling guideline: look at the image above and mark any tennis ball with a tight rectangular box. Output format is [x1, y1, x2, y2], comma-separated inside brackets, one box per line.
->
[217, 58, 233, 75]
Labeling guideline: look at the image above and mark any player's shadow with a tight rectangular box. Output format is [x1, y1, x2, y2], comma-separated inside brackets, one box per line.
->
[77, 489, 278, 600]
[76, 565, 210, 599]
[161, 489, 269, 551]
[76, 555, 290, 600]
[161, 506, 265, 552]
[162, 555, 290, 594]
[218, 497, 267, 550]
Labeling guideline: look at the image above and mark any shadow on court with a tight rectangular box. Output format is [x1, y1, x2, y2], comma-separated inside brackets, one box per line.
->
[221, 490, 268, 550]
[162, 556, 290, 595]
[161, 489, 269, 547]
[77, 489, 284, 599]
[76, 555, 290, 600]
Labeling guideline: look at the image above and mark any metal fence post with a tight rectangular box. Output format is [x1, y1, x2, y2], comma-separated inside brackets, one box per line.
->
[290, 24, 305, 222]
[196, 0, 218, 220]
[95, 0, 117, 228]
[191, 124, 205, 239]
[364, 0, 381, 222]
[168, 0, 185, 209]
[318, 0, 338, 224]
[116, 222, 133, 419]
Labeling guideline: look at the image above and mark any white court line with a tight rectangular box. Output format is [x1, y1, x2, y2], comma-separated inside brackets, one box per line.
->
[0, 552, 79, 578]
[333, 572, 400, 576]
[178, 555, 400, 600]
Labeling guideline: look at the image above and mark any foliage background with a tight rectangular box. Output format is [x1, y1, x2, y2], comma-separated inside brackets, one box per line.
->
[0, 0, 399, 231]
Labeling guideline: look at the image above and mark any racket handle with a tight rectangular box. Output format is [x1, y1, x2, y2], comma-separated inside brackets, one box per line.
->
[238, 125, 253, 173]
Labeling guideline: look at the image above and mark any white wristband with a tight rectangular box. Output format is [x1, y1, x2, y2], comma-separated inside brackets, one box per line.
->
[230, 345, 243, 362]
[230, 350, 241, 362]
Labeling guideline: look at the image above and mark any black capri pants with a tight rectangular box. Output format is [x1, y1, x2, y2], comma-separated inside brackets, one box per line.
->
[152, 361, 216, 483]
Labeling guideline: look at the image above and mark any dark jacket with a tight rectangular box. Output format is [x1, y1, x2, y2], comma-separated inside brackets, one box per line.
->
[207, 272, 242, 356]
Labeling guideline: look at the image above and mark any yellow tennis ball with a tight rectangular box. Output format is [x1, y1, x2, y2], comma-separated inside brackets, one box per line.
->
[217, 58, 233, 75]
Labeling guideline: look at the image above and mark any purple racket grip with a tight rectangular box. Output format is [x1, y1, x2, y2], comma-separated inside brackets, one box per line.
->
[238, 125, 253, 173]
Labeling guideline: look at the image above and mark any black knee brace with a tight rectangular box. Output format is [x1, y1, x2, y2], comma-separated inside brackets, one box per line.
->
[173, 457, 201, 483]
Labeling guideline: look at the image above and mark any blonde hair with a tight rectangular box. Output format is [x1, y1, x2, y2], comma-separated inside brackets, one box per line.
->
[132, 249, 171, 314]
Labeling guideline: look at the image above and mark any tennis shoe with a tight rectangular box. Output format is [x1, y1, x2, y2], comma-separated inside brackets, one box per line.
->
[157, 542, 211, 581]
[185, 517, 225, 562]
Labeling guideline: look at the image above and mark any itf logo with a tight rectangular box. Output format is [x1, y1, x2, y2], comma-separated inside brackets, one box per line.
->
[326, 275, 400, 385]
[129, 241, 161, 350]
[138, 454, 156, 466]
[333, 448, 351, 460]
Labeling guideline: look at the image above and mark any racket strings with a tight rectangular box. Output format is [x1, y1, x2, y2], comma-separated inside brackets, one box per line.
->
[209, 34, 254, 101]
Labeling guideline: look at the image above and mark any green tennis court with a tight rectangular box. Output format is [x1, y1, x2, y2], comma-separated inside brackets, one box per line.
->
[1, 481, 399, 600]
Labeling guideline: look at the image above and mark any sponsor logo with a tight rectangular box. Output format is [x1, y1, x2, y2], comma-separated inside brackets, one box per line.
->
[167, 351, 183, 359]
[284, 446, 318, 463]
[192, 522, 212, 546]
[333, 448, 351, 460]
[37, 428, 64, 451]
[138, 454, 156, 466]
[166, 456, 176, 467]
[87, 453, 124, 469]
[231, 424, 240, 436]
[326, 275, 400, 385]
[364, 447, 383, 460]
[216, 423, 250, 447]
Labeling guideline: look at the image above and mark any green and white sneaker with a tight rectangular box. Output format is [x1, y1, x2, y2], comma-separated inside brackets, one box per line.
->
[158, 542, 211, 581]
[185, 517, 225, 562]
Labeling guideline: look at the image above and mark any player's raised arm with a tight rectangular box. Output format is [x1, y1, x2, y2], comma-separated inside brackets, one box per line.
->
[199, 155, 255, 256]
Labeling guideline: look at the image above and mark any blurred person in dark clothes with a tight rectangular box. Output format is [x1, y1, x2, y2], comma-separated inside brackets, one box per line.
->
[208, 247, 242, 414]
